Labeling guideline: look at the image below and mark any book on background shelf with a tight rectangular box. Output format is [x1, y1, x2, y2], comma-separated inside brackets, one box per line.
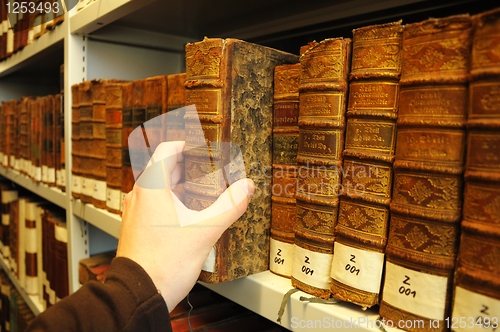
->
[55, 93, 66, 192]
[184, 37, 298, 283]
[1, 182, 18, 260]
[165, 73, 187, 142]
[122, 79, 146, 203]
[451, 8, 500, 331]
[90, 80, 108, 209]
[41, 95, 57, 187]
[291, 37, 351, 299]
[78, 251, 115, 284]
[105, 81, 127, 214]
[269, 63, 300, 278]
[330, 21, 403, 308]
[379, 14, 472, 332]
[78, 80, 94, 204]
[71, 83, 82, 199]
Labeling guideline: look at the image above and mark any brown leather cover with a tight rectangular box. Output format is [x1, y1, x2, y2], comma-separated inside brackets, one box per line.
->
[78, 81, 94, 204]
[270, 63, 300, 278]
[121, 80, 146, 196]
[379, 15, 472, 332]
[453, 7, 500, 315]
[78, 251, 115, 284]
[144, 75, 167, 148]
[105, 82, 126, 214]
[55, 93, 65, 192]
[165, 73, 186, 142]
[331, 21, 403, 308]
[31, 98, 43, 181]
[71, 83, 82, 199]
[42, 95, 56, 187]
[19, 97, 31, 176]
[292, 38, 351, 298]
[90, 80, 107, 209]
[184, 37, 298, 283]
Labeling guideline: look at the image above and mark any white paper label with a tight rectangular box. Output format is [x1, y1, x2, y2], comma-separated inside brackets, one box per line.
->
[292, 245, 333, 290]
[121, 192, 128, 211]
[330, 242, 384, 294]
[382, 262, 448, 321]
[54, 224, 68, 243]
[106, 188, 122, 211]
[202, 247, 216, 273]
[81, 177, 94, 197]
[47, 167, 56, 184]
[269, 238, 294, 277]
[2, 155, 7, 166]
[450, 287, 500, 331]
[25, 228, 37, 253]
[42, 165, 48, 183]
[58, 169, 66, 187]
[72, 175, 82, 194]
[93, 179, 107, 201]
[34, 166, 42, 182]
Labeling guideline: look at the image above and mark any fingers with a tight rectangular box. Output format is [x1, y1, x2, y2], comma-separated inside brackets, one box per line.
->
[185, 178, 255, 229]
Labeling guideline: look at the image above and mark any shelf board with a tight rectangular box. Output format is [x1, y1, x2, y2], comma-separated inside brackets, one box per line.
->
[72, 199, 122, 239]
[0, 257, 44, 316]
[0, 21, 65, 78]
[201, 271, 382, 332]
[70, 0, 156, 35]
[0, 166, 66, 209]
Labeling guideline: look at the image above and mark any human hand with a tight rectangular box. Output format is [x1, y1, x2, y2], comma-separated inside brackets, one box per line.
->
[116, 141, 255, 312]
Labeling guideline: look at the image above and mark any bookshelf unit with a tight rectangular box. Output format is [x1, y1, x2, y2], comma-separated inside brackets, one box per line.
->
[0, 0, 496, 330]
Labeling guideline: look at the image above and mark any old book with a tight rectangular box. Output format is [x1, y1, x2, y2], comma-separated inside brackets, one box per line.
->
[122, 80, 146, 201]
[1, 183, 18, 260]
[105, 82, 126, 214]
[55, 93, 65, 192]
[31, 97, 43, 182]
[24, 198, 42, 296]
[78, 251, 115, 284]
[53, 215, 69, 302]
[184, 37, 298, 283]
[90, 80, 108, 209]
[10, 100, 20, 171]
[71, 83, 82, 199]
[78, 80, 95, 204]
[8, 196, 21, 278]
[18, 97, 32, 176]
[144, 75, 167, 152]
[379, 15, 472, 332]
[42, 95, 56, 187]
[269, 63, 300, 278]
[329, 21, 403, 308]
[291, 38, 351, 298]
[165, 72, 187, 142]
[451, 8, 500, 331]
[1, 100, 14, 168]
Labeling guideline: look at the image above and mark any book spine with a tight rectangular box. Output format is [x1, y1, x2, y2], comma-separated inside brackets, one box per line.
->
[90, 81, 107, 209]
[55, 93, 65, 191]
[184, 37, 298, 283]
[379, 15, 472, 332]
[122, 80, 146, 199]
[105, 82, 124, 214]
[24, 200, 38, 296]
[452, 8, 500, 329]
[144, 75, 167, 151]
[165, 73, 186, 142]
[71, 84, 82, 199]
[292, 38, 351, 298]
[269, 63, 300, 278]
[121, 82, 134, 207]
[330, 21, 403, 308]
[78, 81, 94, 204]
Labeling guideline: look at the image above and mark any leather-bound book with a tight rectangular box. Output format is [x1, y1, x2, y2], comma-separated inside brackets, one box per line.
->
[11, 100, 20, 171]
[19, 97, 31, 176]
[379, 15, 472, 332]
[122, 79, 146, 200]
[90, 80, 108, 209]
[55, 93, 66, 192]
[144, 75, 167, 148]
[269, 63, 300, 278]
[451, 8, 500, 331]
[291, 38, 351, 298]
[330, 21, 403, 308]
[2, 100, 14, 168]
[78, 251, 115, 284]
[53, 215, 68, 302]
[105, 82, 126, 214]
[165, 73, 186, 142]
[78, 80, 94, 204]
[31, 97, 43, 182]
[71, 83, 82, 199]
[24, 198, 42, 296]
[8, 196, 20, 277]
[184, 37, 298, 283]
[1, 183, 17, 261]
[42, 95, 57, 187]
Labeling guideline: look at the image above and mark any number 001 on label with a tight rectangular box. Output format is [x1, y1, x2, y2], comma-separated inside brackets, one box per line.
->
[382, 262, 448, 321]
[330, 242, 384, 294]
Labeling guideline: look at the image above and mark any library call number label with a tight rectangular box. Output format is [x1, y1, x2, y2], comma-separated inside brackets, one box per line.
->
[6, 1, 60, 14]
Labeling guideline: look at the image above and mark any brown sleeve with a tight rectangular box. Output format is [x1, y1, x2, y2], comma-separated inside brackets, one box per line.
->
[26, 257, 172, 332]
